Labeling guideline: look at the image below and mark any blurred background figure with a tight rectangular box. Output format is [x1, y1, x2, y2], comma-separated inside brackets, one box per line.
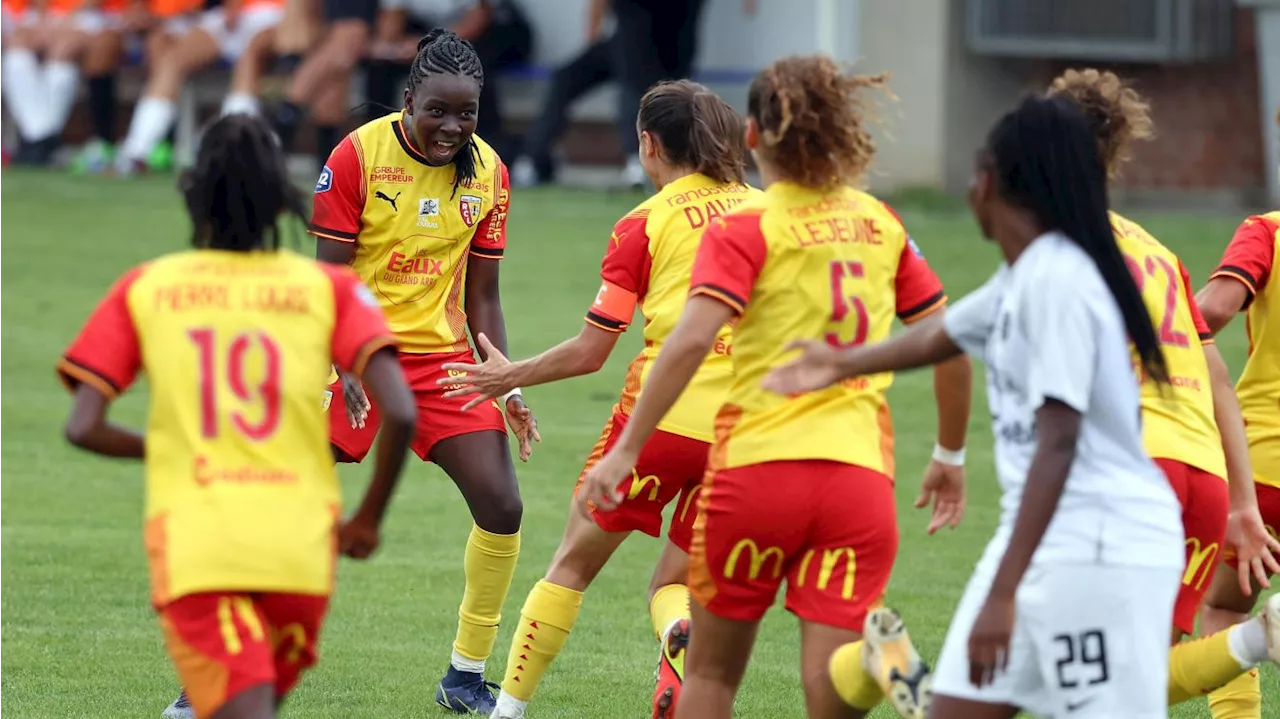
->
[112, 0, 284, 175]
[365, 0, 531, 159]
[2, 0, 128, 167]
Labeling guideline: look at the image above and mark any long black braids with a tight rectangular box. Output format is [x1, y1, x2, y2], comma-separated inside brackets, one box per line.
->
[408, 27, 486, 198]
[987, 94, 1170, 385]
[179, 113, 307, 251]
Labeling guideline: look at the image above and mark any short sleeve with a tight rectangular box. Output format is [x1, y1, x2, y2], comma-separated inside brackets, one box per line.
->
[881, 206, 947, 322]
[1024, 275, 1097, 413]
[309, 134, 365, 242]
[943, 269, 1005, 357]
[322, 265, 397, 376]
[586, 210, 652, 332]
[470, 161, 510, 259]
[1210, 215, 1277, 307]
[57, 266, 146, 398]
[688, 212, 767, 315]
[1178, 259, 1213, 342]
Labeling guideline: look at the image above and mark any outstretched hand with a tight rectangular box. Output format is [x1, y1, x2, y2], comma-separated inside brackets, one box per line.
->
[761, 340, 847, 396]
[439, 333, 516, 411]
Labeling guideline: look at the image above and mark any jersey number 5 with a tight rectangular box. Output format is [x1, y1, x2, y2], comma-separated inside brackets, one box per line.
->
[827, 261, 869, 349]
[1124, 254, 1190, 348]
[188, 328, 283, 441]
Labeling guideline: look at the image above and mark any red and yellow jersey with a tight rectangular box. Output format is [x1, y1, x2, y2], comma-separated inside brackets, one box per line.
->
[1111, 212, 1224, 479]
[309, 112, 509, 354]
[1210, 211, 1280, 487]
[585, 173, 763, 443]
[689, 182, 946, 473]
[57, 249, 395, 606]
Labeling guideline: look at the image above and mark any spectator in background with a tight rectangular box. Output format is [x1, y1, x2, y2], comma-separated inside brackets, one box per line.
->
[113, 0, 284, 175]
[268, 0, 378, 174]
[1, 0, 128, 166]
[366, 0, 530, 159]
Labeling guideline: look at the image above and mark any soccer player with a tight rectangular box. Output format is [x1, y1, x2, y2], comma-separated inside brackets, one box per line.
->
[765, 94, 1280, 719]
[582, 56, 972, 719]
[1192, 111, 1280, 719]
[438, 79, 767, 719]
[1046, 68, 1280, 647]
[113, 0, 285, 175]
[307, 27, 537, 715]
[58, 113, 416, 719]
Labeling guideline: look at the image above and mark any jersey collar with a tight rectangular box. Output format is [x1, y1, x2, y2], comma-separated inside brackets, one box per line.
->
[393, 112, 434, 166]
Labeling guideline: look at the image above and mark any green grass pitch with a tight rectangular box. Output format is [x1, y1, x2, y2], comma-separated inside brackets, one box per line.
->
[2, 169, 1275, 717]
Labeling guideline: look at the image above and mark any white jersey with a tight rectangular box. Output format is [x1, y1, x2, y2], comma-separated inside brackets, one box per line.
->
[933, 232, 1184, 717]
[944, 232, 1183, 572]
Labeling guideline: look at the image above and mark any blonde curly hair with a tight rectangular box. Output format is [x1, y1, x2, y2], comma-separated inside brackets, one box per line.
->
[1047, 68, 1154, 178]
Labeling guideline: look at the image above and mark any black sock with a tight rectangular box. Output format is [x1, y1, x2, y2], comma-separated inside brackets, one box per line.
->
[87, 74, 117, 142]
[273, 100, 305, 151]
[273, 53, 303, 76]
[315, 124, 341, 173]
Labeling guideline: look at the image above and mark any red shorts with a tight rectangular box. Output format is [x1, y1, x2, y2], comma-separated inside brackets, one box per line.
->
[689, 460, 898, 631]
[574, 410, 709, 551]
[328, 350, 506, 462]
[158, 592, 329, 718]
[1156, 458, 1230, 635]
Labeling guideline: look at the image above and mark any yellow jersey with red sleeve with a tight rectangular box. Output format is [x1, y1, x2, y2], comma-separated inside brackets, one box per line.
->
[688, 182, 946, 473]
[309, 111, 510, 354]
[1210, 211, 1280, 487]
[56, 249, 396, 607]
[1111, 212, 1225, 479]
[586, 173, 763, 443]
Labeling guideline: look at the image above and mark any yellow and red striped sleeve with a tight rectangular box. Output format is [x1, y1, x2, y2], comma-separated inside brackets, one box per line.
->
[57, 264, 147, 398]
[308, 134, 365, 243]
[586, 210, 651, 332]
[688, 211, 767, 315]
[1210, 215, 1277, 307]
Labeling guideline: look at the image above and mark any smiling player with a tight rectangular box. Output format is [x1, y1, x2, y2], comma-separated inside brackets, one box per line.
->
[307, 27, 537, 714]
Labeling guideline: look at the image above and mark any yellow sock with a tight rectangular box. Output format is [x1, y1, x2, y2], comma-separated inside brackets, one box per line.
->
[649, 584, 690, 641]
[1207, 669, 1262, 719]
[829, 640, 883, 711]
[500, 580, 583, 701]
[453, 525, 520, 665]
[1168, 630, 1248, 704]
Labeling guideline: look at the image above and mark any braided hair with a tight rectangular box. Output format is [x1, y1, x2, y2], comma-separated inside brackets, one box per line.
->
[986, 95, 1169, 385]
[408, 27, 485, 197]
[179, 113, 306, 251]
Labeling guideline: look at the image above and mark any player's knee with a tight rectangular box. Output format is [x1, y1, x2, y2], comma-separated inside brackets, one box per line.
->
[475, 493, 522, 535]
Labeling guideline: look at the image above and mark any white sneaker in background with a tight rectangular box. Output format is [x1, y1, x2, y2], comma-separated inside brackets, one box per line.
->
[510, 156, 538, 188]
[622, 156, 646, 190]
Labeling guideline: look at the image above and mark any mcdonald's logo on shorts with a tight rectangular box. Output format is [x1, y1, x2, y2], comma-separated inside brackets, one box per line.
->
[627, 471, 662, 501]
[1182, 538, 1219, 591]
[793, 547, 858, 600]
[724, 539, 784, 581]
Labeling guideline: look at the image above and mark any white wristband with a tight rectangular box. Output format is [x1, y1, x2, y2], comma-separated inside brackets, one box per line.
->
[502, 388, 523, 404]
[932, 443, 965, 466]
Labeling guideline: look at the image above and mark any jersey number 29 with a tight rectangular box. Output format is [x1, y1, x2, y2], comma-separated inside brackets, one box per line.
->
[188, 328, 283, 441]
[827, 260, 869, 349]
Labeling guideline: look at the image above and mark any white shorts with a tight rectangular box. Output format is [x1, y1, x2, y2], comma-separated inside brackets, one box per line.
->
[165, 5, 283, 61]
[934, 561, 1180, 718]
[1, 7, 120, 35]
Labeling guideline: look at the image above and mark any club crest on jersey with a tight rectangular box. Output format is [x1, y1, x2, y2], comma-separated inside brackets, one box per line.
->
[315, 166, 333, 193]
[459, 194, 483, 227]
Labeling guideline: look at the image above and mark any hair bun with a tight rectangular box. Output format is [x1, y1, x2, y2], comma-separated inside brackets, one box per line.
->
[418, 27, 453, 53]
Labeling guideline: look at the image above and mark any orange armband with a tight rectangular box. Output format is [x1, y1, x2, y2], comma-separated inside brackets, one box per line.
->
[585, 279, 638, 332]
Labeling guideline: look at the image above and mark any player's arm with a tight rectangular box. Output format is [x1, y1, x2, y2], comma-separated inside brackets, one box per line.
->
[64, 384, 145, 458]
[1196, 216, 1275, 335]
[58, 267, 147, 459]
[464, 163, 515, 366]
[310, 135, 364, 268]
[444, 211, 649, 401]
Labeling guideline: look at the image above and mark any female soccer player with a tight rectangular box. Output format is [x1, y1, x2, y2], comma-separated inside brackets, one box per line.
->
[440, 79, 766, 719]
[766, 94, 1280, 719]
[1047, 69, 1280, 647]
[581, 56, 972, 719]
[307, 27, 537, 715]
[1193, 109, 1280, 719]
[59, 113, 416, 719]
